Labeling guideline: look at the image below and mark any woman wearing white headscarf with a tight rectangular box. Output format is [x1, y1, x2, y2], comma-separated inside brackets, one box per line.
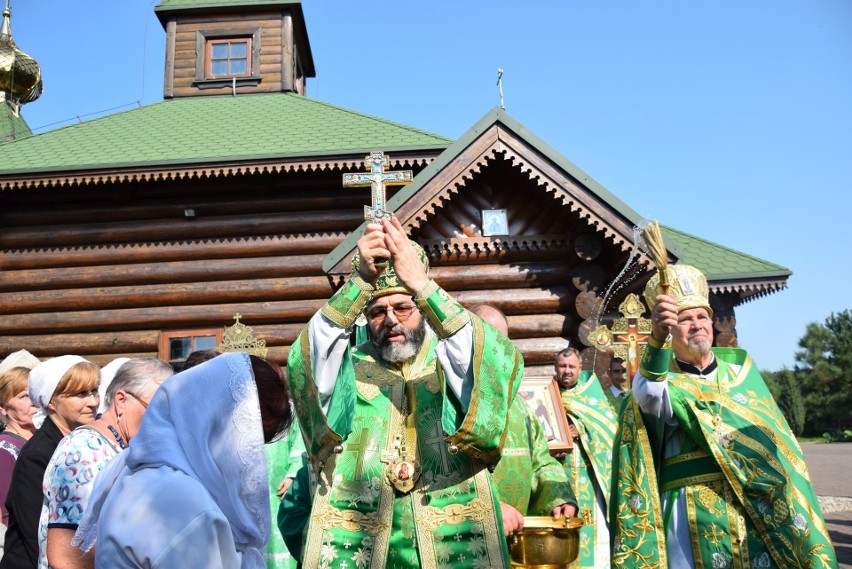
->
[75, 352, 292, 569]
[38, 358, 173, 569]
[0, 356, 99, 569]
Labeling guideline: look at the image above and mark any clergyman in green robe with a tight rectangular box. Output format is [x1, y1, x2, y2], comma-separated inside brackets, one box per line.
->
[470, 304, 577, 529]
[555, 348, 618, 568]
[287, 218, 523, 569]
[611, 264, 837, 568]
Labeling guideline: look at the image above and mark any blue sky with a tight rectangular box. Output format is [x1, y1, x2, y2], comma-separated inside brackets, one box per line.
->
[10, 1, 852, 371]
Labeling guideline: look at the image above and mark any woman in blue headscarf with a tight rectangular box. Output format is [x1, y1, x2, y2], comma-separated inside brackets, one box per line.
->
[75, 352, 292, 569]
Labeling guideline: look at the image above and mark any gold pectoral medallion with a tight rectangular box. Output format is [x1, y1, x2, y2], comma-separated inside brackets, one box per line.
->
[386, 454, 420, 493]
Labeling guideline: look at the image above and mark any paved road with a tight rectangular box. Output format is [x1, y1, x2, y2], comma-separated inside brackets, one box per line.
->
[802, 442, 852, 567]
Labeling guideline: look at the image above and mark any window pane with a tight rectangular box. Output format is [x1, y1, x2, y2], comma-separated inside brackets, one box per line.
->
[230, 42, 248, 58]
[230, 60, 247, 75]
[169, 337, 192, 361]
[194, 336, 218, 351]
[211, 43, 229, 59]
[211, 60, 227, 76]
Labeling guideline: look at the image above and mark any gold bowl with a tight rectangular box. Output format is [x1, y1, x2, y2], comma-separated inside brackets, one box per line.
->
[506, 516, 584, 569]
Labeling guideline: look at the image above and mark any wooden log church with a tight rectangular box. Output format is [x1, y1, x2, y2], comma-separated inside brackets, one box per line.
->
[0, 0, 790, 377]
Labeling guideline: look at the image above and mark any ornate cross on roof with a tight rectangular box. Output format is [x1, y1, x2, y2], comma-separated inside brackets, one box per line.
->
[343, 151, 413, 223]
[590, 293, 652, 379]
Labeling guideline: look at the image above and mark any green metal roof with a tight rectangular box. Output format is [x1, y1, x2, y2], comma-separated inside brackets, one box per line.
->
[0, 103, 32, 145]
[0, 93, 451, 175]
[661, 225, 791, 281]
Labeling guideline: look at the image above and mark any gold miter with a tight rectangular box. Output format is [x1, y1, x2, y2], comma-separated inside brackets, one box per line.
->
[644, 264, 713, 317]
[351, 240, 429, 300]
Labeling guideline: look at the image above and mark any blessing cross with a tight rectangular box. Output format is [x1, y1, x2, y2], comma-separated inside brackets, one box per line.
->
[590, 293, 653, 378]
[343, 151, 413, 223]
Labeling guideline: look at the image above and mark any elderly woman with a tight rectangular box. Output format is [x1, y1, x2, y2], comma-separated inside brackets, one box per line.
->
[38, 358, 173, 569]
[0, 357, 100, 569]
[75, 352, 292, 569]
[1, 368, 39, 544]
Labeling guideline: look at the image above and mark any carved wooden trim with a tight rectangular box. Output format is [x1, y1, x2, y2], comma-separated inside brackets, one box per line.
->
[0, 154, 438, 191]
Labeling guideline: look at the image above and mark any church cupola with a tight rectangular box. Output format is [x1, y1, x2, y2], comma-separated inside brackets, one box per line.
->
[0, 0, 43, 142]
[154, 0, 315, 99]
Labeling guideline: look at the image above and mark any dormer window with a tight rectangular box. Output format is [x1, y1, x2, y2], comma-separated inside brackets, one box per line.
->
[192, 27, 262, 89]
[207, 38, 251, 78]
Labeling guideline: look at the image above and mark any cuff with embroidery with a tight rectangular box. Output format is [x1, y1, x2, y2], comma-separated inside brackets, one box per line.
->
[414, 280, 470, 338]
[320, 273, 374, 329]
[640, 334, 672, 382]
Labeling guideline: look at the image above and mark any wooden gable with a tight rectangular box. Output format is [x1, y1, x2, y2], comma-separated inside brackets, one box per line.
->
[325, 109, 660, 376]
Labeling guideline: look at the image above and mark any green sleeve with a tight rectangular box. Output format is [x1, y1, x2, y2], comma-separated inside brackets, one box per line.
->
[527, 406, 576, 515]
[288, 275, 371, 466]
[443, 313, 524, 466]
[639, 334, 672, 381]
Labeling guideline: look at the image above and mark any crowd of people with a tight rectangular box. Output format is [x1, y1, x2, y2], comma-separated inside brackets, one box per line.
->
[0, 219, 838, 568]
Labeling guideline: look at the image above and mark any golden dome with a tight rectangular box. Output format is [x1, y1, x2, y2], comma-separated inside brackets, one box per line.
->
[0, 1, 43, 104]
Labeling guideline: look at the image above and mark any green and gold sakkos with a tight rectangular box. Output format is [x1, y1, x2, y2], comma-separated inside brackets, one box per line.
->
[560, 371, 617, 568]
[288, 275, 523, 568]
[610, 342, 837, 569]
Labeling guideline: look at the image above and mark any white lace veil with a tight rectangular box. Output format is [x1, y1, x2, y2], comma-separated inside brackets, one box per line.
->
[74, 352, 270, 568]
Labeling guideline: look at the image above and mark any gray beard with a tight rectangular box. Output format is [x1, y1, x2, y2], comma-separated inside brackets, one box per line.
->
[687, 336, 711, 355]
[371, 319, 427, 364]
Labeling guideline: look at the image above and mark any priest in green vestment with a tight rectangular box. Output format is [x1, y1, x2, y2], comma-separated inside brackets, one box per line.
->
[611, 264, 837, 569]
[287, 218, 523, 569]
[555, 348, 618, 568]
[470, 304, 577, 530]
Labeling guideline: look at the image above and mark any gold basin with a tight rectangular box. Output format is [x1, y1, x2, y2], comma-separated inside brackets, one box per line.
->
[506, 516, 584, 569]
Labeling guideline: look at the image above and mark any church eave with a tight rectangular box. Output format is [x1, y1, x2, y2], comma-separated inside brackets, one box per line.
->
[0, 148, 444, 191]
[709, 277, 789, 306]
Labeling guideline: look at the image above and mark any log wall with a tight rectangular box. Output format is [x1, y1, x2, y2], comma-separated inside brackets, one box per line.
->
[0, 158, 639, 377]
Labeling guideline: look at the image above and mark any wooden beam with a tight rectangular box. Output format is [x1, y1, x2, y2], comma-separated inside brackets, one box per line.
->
[0, 323, 306, 357]
[0, 255, 325, 292]
[0, 211, 363, 249]
[1, 233, 345, 271]
[512, 337, 572, 365]
[1, 300, 326, 335]
[1, 277, 335, 314]
[453, 287, 572, 315]
[431, 262, 569, 291]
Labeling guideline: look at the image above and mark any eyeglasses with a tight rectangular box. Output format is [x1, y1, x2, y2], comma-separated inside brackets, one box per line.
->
[365, 304, 418, 323]
[126, 392, 149, 409]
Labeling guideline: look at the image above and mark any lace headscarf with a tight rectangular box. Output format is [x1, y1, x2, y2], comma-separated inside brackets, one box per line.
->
[74, 352, 270, 568]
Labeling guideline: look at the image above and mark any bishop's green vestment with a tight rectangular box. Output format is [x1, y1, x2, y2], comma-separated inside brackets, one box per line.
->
[610, 336, 837, 569]
[287, 276, 523, 569]
[560, 372, 618, 568]
[492, 396, 575, 515]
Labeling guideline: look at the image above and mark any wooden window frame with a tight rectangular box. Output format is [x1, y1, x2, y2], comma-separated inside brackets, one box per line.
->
[206, 37, 252, 78]
[158, 328, 223, 370]
[194, 27, 262, 89]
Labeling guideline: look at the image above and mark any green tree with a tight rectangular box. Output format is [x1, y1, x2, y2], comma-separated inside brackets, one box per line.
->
[795, 309, 852, 436]
[762, 368, 806, 436]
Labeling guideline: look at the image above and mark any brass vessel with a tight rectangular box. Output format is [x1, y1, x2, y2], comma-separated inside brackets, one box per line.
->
[506, 516, 584, 569]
